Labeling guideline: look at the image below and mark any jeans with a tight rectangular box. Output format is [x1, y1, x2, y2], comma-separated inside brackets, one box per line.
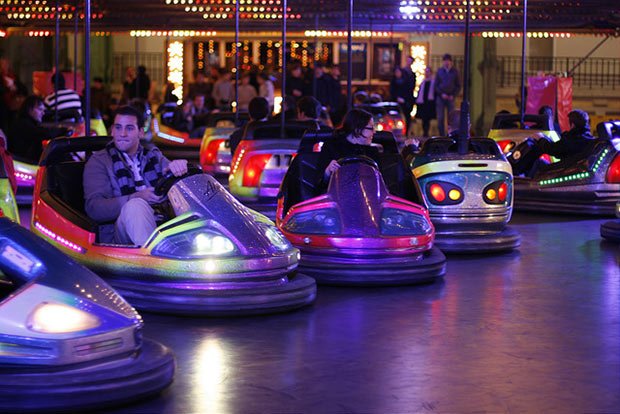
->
[114, 198, 157, 246]
[436, 97, 455, 136]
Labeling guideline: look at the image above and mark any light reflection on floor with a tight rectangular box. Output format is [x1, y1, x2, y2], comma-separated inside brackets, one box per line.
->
[17, 208, 620, 412]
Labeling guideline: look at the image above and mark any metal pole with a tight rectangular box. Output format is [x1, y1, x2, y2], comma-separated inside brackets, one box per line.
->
[457, 0, 471, 154]
[347, 0, 353, 111]
[134, 36, 139, 100]
[281, 0, 287, 136]
[74, 0, 78, 92]
[235, 0, 240, 123]
[85, 0, 91, 136]
[312, 14, 318, 98]
[368, 19, 372, 88]
[519, 0, 527, 127]
[54, 0, 60, 123]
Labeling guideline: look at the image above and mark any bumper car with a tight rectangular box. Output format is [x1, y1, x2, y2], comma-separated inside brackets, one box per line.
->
[508, 120, 620, 216]
[409, 136, 520, 253]
[359, 102, 407, 143]
[600, 201, 620, 242]
[0, 218, 174, 413]
[30, 136, 316, 315]
[276, 131, 446, 285]
[488, 113, 560, 155]
[13, 114, 104, 206]
[230, 121, 320, 219]
[199, 112, 249, 176]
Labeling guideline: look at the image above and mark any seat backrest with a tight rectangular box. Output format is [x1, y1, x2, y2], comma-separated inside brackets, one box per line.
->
[377, 153, 425, 205]
[597, 120, 620, 140]
[47, 161, 87, 214]
[298, 130, 334, 153]
[372, 131, 399, 154]
[244, 120, 318, 140]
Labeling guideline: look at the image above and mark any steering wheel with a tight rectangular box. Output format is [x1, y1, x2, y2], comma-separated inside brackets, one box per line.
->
[154, 163, 203, 196]
[337, 155, 379, 169]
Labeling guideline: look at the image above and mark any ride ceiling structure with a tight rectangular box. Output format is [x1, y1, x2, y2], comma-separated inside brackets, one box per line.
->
[0, 0, 618, 34]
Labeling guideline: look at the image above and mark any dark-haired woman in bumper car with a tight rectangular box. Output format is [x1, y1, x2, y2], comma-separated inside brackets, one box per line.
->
[277, 109, 446, 285]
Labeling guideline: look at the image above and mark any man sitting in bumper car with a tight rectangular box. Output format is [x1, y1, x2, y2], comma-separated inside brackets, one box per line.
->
[511, 109, 595, 177]
[83, 105, 188, 245]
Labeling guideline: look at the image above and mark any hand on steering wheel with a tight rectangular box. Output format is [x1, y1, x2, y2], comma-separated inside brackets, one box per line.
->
[154, 163, 203, 196]
[337, 155, 379, 169]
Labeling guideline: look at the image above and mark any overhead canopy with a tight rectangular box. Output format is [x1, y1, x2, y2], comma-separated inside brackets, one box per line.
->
[0, 0, 618, 33]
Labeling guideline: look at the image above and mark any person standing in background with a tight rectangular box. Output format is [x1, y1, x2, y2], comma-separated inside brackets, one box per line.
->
[130, 65, 151, 102]
[414, 66, 436, 137]
[435, 54, 461, 136]
[257, 73, 275, 113]
[390, 67, 415, 135]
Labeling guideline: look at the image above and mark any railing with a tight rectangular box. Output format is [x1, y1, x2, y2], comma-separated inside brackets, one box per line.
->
[430, 54, 620, 91]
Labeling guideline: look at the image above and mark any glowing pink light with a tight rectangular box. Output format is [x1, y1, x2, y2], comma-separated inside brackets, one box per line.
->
[35, 222, 86, 254]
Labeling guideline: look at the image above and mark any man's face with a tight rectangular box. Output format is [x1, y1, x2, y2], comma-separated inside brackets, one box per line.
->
[193, 95, 205, 109]
[443, 59, 453, 70]
[112, 114, 143, 155]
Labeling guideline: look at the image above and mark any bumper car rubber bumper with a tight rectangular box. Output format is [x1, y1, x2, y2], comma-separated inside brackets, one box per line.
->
[434, 226, 521, 254]
[0, 339, 175, 413]
[297, 246, 446, 286]
[106, 272, 317, 316]
[600, 220, 620, 242]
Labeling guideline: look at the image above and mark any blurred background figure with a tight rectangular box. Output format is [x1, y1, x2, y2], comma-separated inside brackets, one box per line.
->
[390, 66, 414, 135]
[414, 66, 436, 137]
[212, 69, 234, 110]
[122, 66, 136, 103]
[43, 72, 82, 122]
[237, 73, 258, 112]
[130, 65, 151, 102]
[257, 72, 275, 113]
[435, 53, 461, 136]
[90, 77, 110, 119]
[9, 95, 68, 161]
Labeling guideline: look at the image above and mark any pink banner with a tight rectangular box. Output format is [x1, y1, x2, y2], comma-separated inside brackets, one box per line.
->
[33, 71, 84, 97]
[526, 75, 556, 115]
[556, 77, 573, 132]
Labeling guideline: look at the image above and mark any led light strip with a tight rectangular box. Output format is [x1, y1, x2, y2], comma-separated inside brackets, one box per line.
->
[34, 222, 86, 254]
[539, 148, 609, 186]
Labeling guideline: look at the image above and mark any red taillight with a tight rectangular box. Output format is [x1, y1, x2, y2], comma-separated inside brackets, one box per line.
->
[539, 154, 552, 163]
[498, 183, 508, 202]
[430, 183, 446, 202]
[497, 140, 514, 154]
[606, 154, 620, 183]
[0, 208, 4, 217]
[242, 154, 271, 187]
[204, 139, 225, 165]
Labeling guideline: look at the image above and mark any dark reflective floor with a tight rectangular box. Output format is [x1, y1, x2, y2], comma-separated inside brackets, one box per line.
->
[22, 210, 620, 413]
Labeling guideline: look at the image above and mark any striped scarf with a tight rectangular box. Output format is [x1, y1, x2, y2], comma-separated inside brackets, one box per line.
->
[106, 142, 164, 196]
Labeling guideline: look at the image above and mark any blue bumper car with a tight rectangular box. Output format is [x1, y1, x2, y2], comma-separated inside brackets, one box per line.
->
[0, 218, 174, 412]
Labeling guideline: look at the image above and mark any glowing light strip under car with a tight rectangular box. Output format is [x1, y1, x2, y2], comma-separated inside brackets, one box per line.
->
[413, 160, 513, 179]
[539, 172, 591, 186]
[539, 148, 609, 186]
[34, 222, 85, 254]
[152, 118, 185, 144]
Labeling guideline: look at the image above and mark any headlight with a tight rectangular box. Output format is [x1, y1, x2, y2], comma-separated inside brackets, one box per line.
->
[380, 208, 432, 236]
[264, 227, 292, 251]
[283, 208, 341, 235]
[152, 229, 236, 258]
[27, 302, 100, 334]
